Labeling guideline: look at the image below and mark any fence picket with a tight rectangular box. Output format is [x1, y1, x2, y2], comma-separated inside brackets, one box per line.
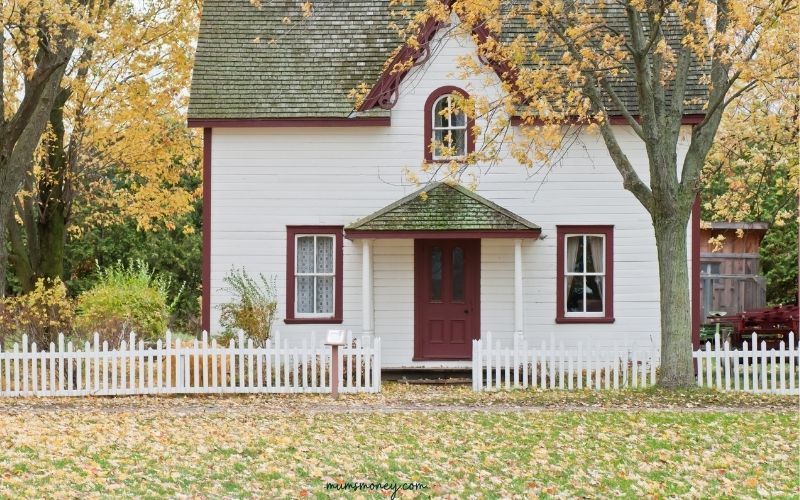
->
[346, 331, 353, 392]
[769, 348, 777, 393]
[58, 334, 65, 393]
[2, 344, 8, 396]
[357, 336, 365, 390]
[83, 341, 91, 394]
[714, 333, 722, 390]
[790, 332, 796, 393]
[723, 339, 731, 391]
[22, 337, 29, 395]
[760, 340, 768, 394]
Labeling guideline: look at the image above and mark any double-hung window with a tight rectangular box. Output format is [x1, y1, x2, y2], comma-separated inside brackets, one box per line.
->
[556, 225, 614, 323]
[285, 226, 343, 324]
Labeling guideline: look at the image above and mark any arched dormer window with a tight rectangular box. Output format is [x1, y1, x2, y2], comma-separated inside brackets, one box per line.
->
[424, 86, 474, 162]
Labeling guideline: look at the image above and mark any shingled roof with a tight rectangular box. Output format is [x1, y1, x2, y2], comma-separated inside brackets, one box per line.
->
[345, 183, 541, 235]
[189, 0, 401, 120]
[189, 0, 708, 120]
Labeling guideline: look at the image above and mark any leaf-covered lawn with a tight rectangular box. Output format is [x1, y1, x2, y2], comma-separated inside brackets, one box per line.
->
[0, 385, 797, 498]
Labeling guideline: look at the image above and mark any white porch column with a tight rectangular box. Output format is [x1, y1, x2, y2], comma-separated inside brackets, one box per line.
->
[514, 239, 524, 343]
[362, 239, 374, 336]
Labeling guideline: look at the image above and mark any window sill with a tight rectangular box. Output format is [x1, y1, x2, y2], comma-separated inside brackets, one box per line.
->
[555, 316, 615, 324]
[284, 317, 343, 325]
[429, 157, 467, 163]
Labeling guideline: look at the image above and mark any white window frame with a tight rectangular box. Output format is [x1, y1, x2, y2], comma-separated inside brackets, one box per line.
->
[294, 234, 336, 318]
[563, 233, 606, 317]
[431, 94, 468, 160]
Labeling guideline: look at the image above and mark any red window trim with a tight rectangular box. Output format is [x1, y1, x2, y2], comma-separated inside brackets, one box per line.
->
[424, 86, 476, 163]
[285, 226, 344, 324]
[556, 225, 615, 324]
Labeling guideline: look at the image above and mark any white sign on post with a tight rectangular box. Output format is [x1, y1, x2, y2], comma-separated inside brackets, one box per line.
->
[325, 329, 346, 346]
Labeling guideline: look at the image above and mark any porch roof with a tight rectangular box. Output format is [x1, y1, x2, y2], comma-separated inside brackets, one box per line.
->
[345, 183, 541, 239]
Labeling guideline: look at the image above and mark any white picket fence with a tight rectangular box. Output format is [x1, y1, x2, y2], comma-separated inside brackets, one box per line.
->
[472, 333, 659, 391]
[473, 331, 800, 395]
[694, 332, 798, 395]
[0, 330, 381, 397]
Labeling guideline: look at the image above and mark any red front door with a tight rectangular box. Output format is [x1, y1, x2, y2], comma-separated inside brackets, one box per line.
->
[414, 239, 481, 360]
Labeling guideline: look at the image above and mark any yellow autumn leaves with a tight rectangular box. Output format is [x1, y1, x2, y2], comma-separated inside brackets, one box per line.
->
[0, 388, 796, 498]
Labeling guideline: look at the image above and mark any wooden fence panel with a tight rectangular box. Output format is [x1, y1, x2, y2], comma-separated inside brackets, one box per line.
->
[472, 333, 659, 392]
[473, 331, 798, 394]
[0, 331, 381, 397]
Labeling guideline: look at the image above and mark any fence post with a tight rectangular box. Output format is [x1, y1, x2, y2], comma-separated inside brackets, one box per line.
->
[373, 337, 382, 393]
[330, 344, 340, 400]
[472, 338, 481, 391]
[176, 339, 184, 392]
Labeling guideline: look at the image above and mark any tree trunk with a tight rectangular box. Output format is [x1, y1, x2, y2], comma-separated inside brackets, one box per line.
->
[0, 213, 8, 296]
[0, 61, 70, 295]
[36, 203, 66, 283]
[36, 95, 69, 285]
[7, 89, 70, 291]
[653, 215, 695, 387]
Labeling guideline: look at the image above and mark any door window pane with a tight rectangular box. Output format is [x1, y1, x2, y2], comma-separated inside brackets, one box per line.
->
[431, 246, 442, 301]
[452, 246, 464, 301]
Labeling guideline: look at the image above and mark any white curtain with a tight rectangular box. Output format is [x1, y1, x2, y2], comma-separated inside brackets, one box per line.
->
[586, 236, 604, 310]
[316, 237, 333, 273]
[566, 236, 581, 291]
[316, 237, 334, 313]
[586, 236, 604, 273]
[297, 237, 314, 273]
[296, 237, 315, 313]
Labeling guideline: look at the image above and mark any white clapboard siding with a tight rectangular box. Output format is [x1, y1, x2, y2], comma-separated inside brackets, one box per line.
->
[0, 331, 381, 397]
[694, 332, 798, 395]
[472, 332, 659, 391]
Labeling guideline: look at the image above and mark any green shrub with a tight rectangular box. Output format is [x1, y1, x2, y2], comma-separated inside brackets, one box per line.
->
[75, 260, 180, 345]
[218, 268, 277, 346]
[0, 278, 74, 348]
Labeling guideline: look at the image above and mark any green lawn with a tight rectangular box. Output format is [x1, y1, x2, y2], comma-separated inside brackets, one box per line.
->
[0, 386, 797, 498]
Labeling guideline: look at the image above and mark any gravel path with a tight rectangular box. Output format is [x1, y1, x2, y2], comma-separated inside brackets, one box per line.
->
[0, 398, 795, 415]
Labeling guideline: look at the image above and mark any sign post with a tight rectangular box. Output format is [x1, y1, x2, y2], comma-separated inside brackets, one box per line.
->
[325, 330, 346, 399]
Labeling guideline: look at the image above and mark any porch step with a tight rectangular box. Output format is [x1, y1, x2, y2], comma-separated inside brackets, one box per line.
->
[383, 369, 472, 385]
[401, 377, 472, 385]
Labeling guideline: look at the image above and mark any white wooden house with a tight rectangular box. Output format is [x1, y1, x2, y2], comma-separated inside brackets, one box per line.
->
[188, 1, 703, 369]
